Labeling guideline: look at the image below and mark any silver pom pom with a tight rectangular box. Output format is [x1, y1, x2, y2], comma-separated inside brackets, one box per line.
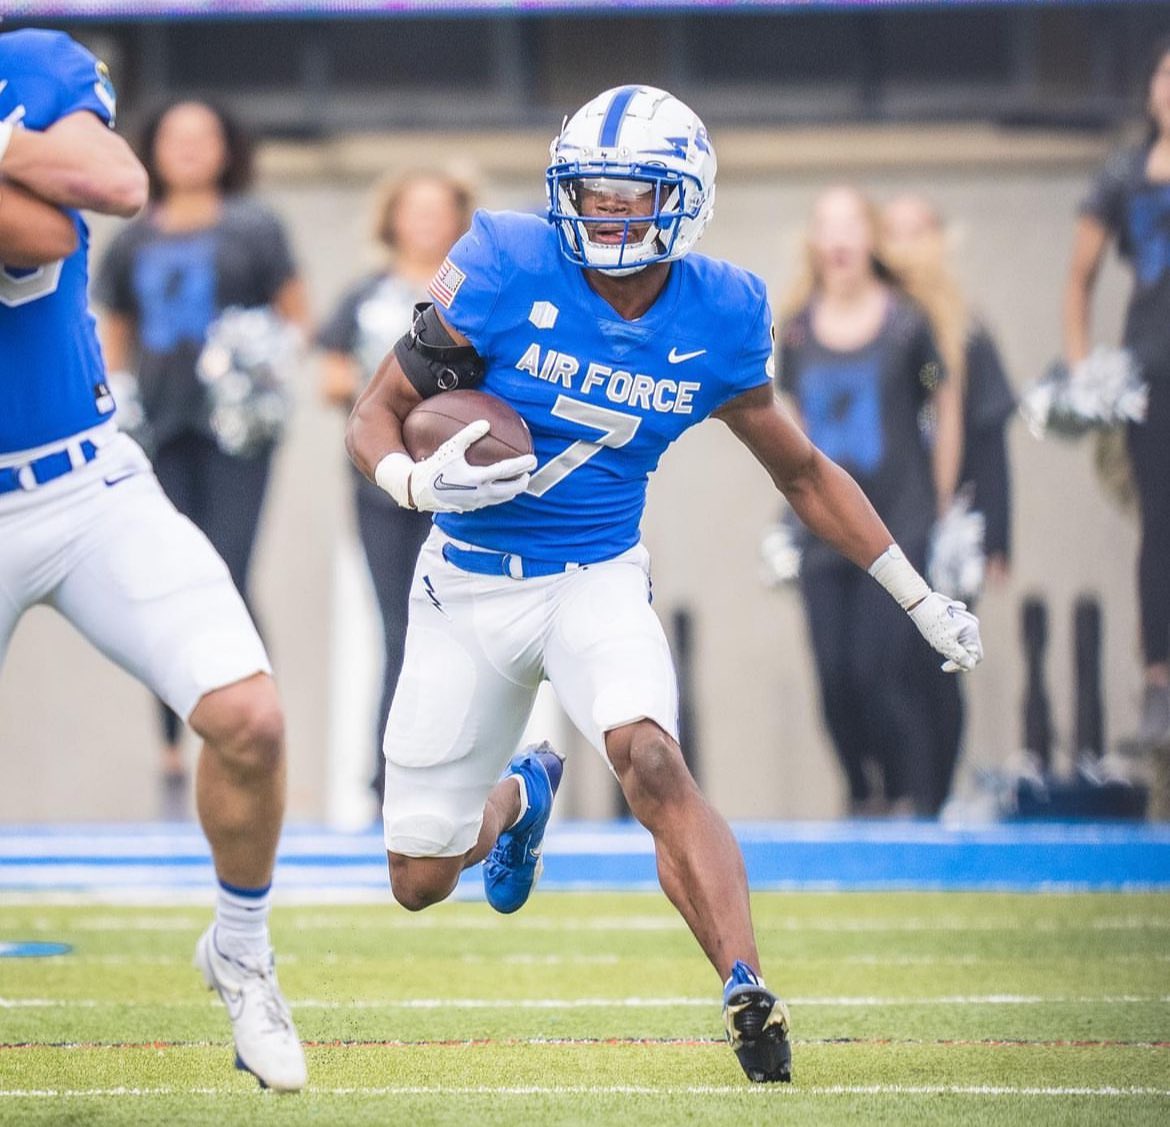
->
[759, 506, 804, 588]
[354, 279, 419, 386]
[1020, 346, 1147, 440]
[105, 369, 152, 450]
[196, 306, 301, 457]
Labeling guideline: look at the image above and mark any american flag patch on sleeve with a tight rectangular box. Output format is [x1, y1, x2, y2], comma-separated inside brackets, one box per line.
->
[428, 258, 467, 309]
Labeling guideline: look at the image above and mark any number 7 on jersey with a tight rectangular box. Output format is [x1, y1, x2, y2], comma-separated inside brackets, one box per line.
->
[526, 395, 641, 497]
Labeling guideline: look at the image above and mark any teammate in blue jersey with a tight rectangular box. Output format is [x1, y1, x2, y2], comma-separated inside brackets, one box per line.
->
[348, 85, 984, 1084]
[0, 29, 305, 1091]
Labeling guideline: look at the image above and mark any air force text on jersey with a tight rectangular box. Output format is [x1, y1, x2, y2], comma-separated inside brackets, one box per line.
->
[424, 209, 774, 563]
[514, 342, 702, 416]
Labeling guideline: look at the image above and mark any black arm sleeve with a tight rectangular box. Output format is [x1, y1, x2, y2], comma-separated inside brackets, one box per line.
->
[393, 302, 485, 399]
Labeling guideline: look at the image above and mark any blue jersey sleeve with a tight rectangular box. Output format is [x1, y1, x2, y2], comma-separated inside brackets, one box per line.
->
[722, 283, 775, 406]
[1, 30, 116, 132]
[427, 210, 507, 355]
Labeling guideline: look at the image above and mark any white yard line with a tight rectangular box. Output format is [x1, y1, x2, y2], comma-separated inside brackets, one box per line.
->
[3, 994, 1168, 1009]
[18, 911, 1168, 933]
[37, 951, 1170, 968]
[0, 1084, 1166, 1098]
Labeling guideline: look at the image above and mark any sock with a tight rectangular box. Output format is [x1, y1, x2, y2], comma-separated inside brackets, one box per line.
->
[507, 774, 530, 831]
[215, 879, 272, 960]
[724, 960, 766, 995]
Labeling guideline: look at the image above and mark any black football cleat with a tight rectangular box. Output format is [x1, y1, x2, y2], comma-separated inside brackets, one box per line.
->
[722, 960, 792, 1083]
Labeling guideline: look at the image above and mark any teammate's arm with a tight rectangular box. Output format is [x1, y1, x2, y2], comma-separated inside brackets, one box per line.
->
[0, 178, 78, 265]
[0, 111, 147, 218]
[716, 383, 983, 671]
[1063, 216, 1110, 366]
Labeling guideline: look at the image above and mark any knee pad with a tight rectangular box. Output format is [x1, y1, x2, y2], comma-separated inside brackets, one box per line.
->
[385, 812, 474, 859]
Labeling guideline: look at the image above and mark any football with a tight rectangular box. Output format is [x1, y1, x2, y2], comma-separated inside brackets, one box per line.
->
[402, 389, 533, 467]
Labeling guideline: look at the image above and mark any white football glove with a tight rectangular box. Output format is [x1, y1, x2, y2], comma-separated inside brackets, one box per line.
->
[375, 419, 536, 513]
[909, 592, 984, 673]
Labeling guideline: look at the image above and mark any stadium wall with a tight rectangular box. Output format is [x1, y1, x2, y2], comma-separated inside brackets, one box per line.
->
[0, 125, 1138, 823]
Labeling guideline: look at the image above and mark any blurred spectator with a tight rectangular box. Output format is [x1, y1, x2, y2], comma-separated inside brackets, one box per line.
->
[317, 170, 473, 801]
[1063, 36, 1170, 747]
[95, 100, 309, 812]
[882, 192, 1015, 811]
[777, 185, 963, 816]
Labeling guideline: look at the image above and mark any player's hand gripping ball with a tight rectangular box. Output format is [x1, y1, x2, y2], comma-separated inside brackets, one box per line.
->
[403, 389, 533, 467]
[397, 390, 536, 513]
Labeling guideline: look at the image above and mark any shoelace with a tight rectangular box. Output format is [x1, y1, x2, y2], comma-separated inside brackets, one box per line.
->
[490, 834, 530, 871]
[231, 950, 294, 1035]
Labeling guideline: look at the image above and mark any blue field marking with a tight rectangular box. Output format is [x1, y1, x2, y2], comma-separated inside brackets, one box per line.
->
[0, 941, 72, 957]
[0, 821, 1168, 897]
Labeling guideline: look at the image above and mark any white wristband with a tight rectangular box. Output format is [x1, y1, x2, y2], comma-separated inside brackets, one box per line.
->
[868, 545, 931, 611]
[0, 121, 13, 166]
[373, 451, 416, 509]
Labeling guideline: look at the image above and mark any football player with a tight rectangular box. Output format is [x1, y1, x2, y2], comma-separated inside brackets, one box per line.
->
[0, 29, 305, 1091]
[348, 85, 983, 1084]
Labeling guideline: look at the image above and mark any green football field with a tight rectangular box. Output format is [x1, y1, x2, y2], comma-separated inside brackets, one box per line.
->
[1, 891, 1168, 1126]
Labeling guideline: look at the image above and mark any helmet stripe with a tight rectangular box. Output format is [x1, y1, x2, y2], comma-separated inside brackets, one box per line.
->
[598, 85, 641, 148]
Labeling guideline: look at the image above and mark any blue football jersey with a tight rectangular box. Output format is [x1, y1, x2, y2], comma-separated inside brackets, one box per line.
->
[0, 29, 119, 454]
[430, 210, 773, 562]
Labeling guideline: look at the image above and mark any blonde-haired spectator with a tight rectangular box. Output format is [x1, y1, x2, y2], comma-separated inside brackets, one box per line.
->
[317, 169, 474, 800]
[777, 185, 963, 816]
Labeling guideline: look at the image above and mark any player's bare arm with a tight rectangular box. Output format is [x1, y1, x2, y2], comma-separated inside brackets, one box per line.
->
[346, 306, 534, 512]
[718, 381, 983, 671]
[0, 178, 78, 265]
[0, 110, 147, 217]
[716, 382, 894, 570]
[346, 342, 423, 478]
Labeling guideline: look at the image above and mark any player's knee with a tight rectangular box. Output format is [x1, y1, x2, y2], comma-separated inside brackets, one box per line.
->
[615, 723, 692, 809]
[192, 676, 285, 778]
[387, 853, 458, 912]
[234, 698, 285, 775]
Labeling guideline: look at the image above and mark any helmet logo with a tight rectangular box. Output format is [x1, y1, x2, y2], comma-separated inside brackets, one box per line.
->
[547, 85, 717, 273]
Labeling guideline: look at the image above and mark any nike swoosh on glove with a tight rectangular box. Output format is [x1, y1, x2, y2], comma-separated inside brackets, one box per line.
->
[909, 592, 984, 673]
[409, 420, 536, 513]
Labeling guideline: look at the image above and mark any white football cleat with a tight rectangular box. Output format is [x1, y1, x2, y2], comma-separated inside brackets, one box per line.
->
[194, 923, 307, 1092]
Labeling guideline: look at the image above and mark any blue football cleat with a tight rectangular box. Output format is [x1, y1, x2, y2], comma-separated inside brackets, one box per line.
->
[483, 743, 565, 914]
[722, 960, 792, 1083]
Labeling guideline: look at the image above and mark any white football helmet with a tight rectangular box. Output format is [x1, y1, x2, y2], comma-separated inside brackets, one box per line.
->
[546, 85, 717, 274]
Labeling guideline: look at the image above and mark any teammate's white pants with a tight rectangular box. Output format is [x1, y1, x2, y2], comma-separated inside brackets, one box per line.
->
[383, 527, 679, 858]
[0, 430, 271, 721]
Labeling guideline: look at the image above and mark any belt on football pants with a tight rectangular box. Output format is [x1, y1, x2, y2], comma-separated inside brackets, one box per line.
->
[442, 542, 584, 580]
[0, 438, 101, 495]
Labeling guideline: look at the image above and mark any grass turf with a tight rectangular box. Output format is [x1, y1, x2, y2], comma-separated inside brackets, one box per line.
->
[0, 891, 1167, 1125]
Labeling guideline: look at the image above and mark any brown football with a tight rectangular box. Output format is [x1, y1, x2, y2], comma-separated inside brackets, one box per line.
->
[402, 389, 533, 467]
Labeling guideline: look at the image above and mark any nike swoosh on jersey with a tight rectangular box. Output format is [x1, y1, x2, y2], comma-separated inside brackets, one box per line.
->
[103, 470, 141, 488]
[433, 473, 477, 492]
[667, 347, 707, 364]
